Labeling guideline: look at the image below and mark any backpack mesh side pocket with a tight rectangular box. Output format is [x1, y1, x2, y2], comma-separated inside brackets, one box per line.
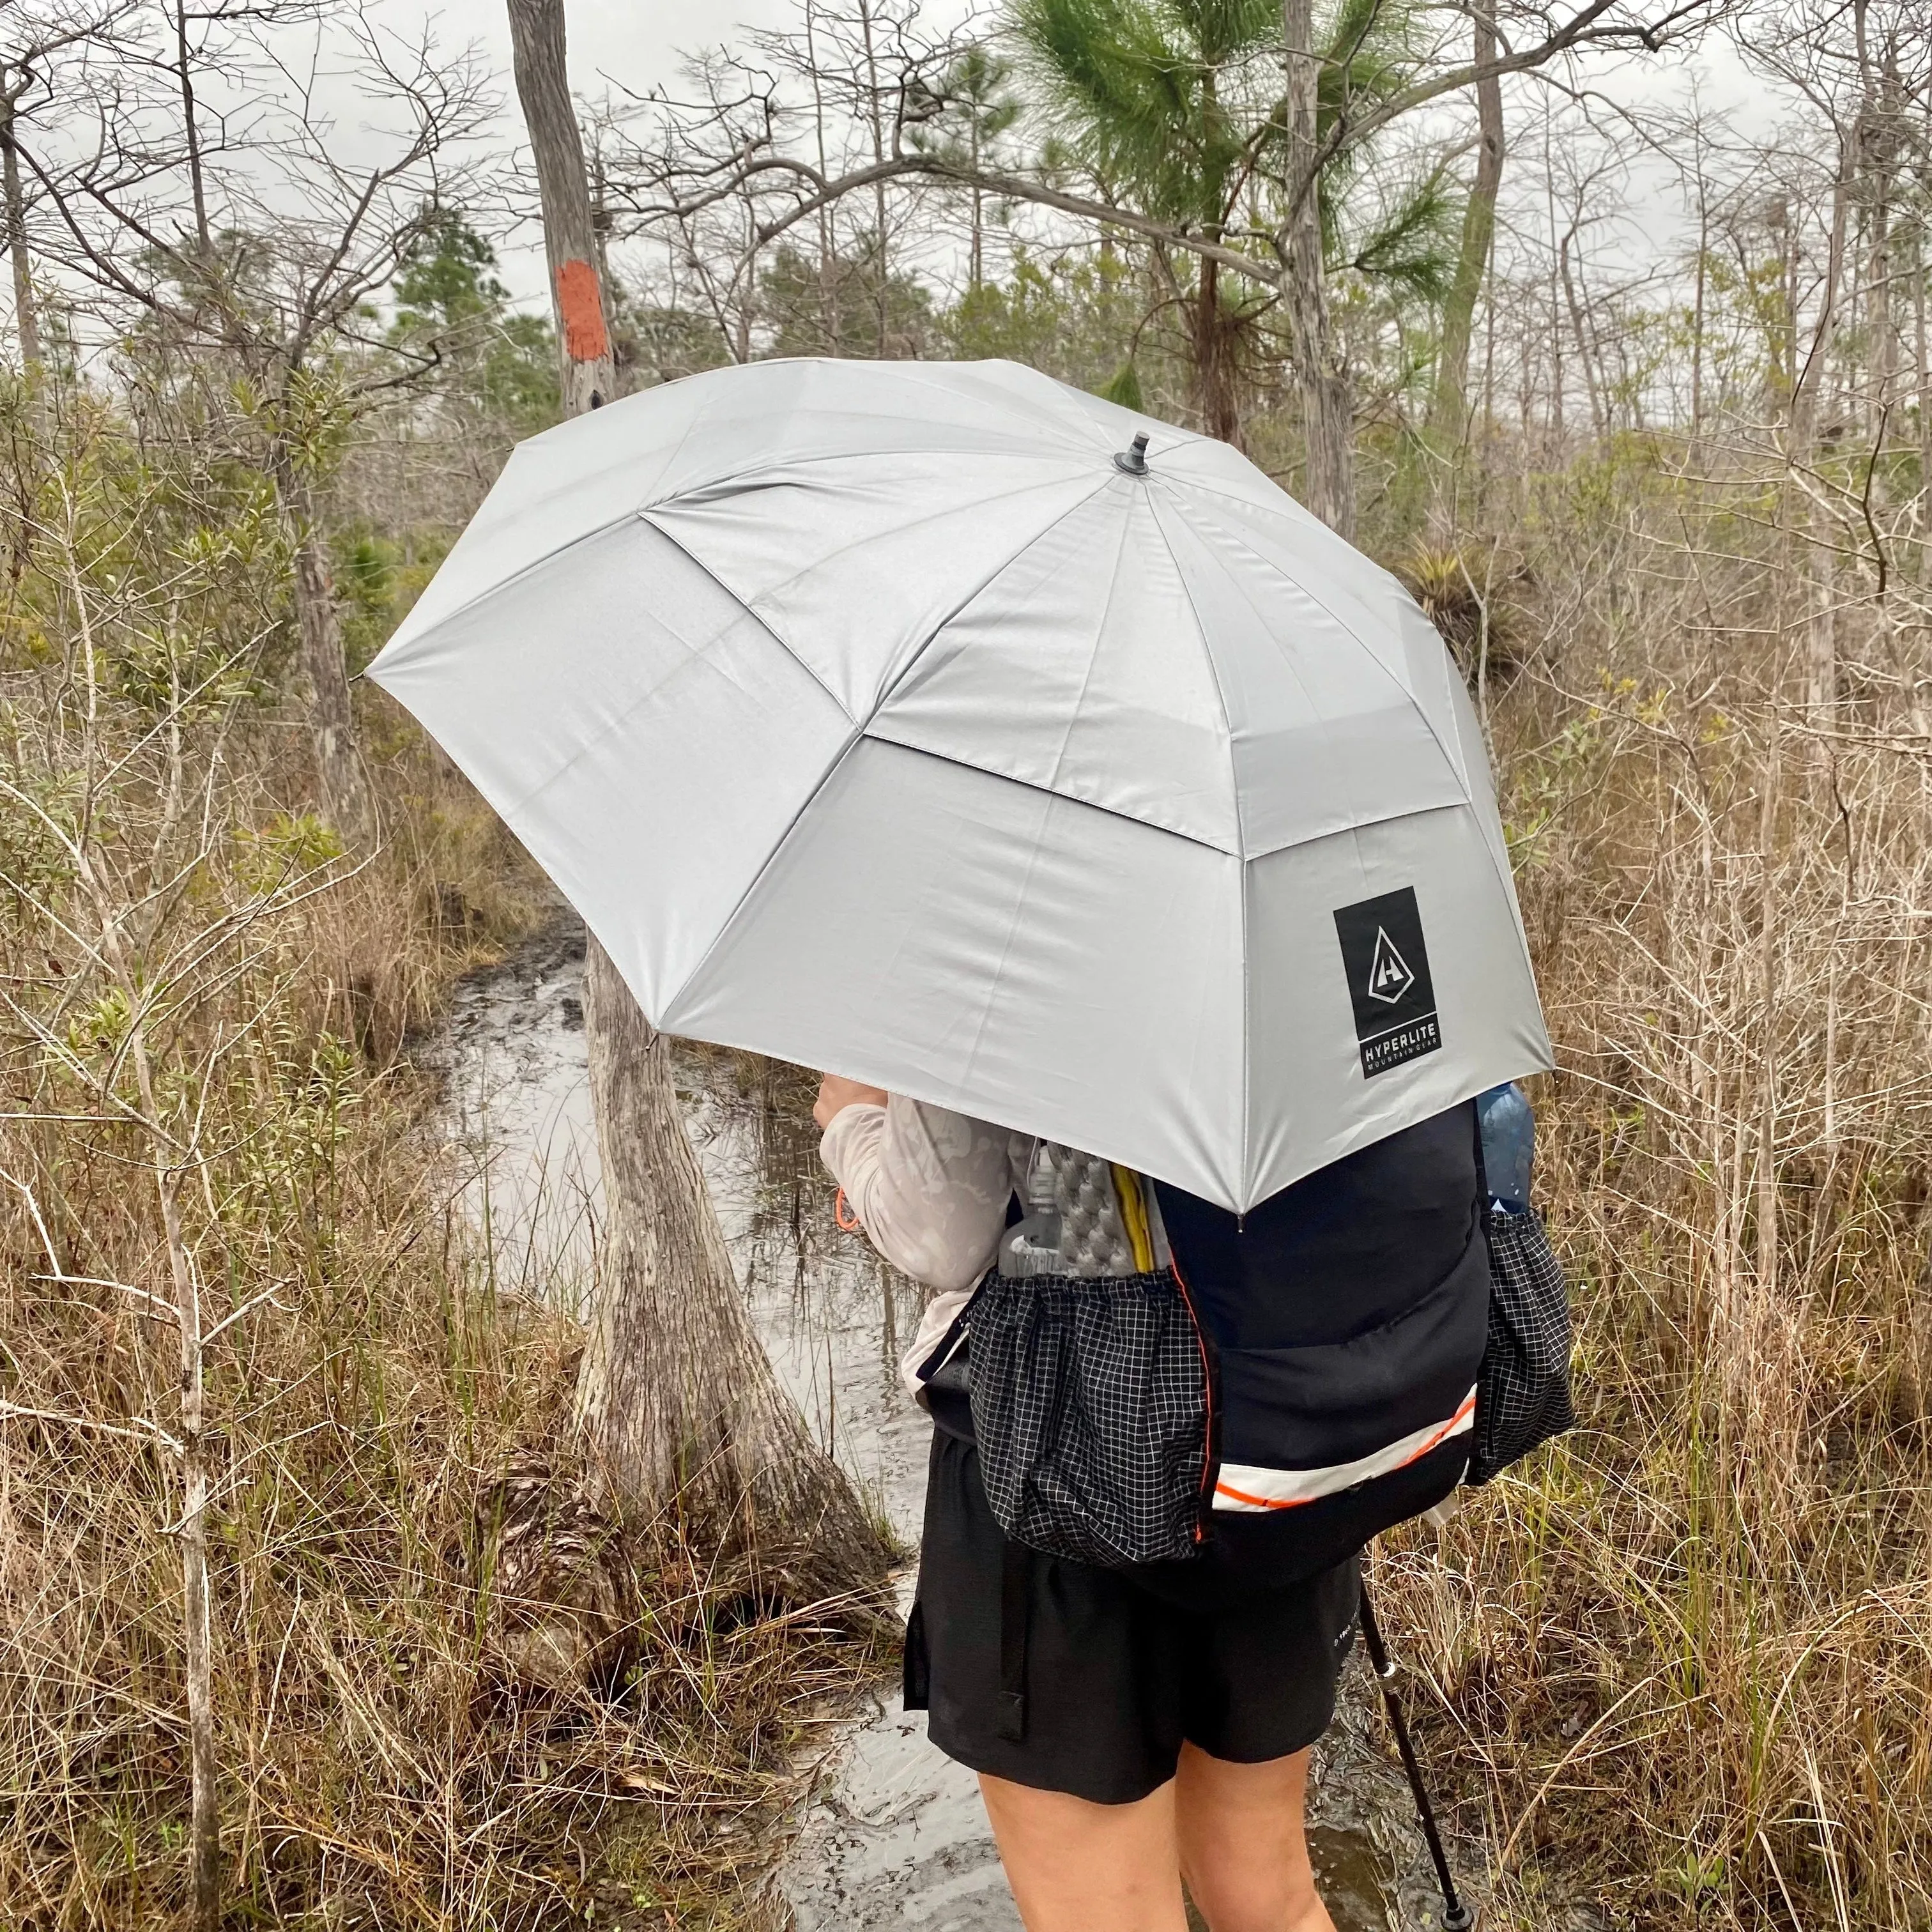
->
[1466, 1207, 1577, 1485]
[967, 1268, 1208, 1568]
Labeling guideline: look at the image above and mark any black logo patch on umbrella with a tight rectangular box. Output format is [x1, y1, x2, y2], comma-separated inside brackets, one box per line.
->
[1333, 888, 1442, 1078]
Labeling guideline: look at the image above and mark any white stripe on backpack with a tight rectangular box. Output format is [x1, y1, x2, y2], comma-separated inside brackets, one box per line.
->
[1213, 1388, 1477, 1512]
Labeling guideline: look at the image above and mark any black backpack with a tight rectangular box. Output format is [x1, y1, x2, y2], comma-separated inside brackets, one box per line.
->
[923, 1100, 1575, 1587]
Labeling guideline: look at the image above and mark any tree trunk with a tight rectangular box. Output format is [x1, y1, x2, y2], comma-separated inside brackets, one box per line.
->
[507, 0, 615, 416]
[506, 0, 884, 1583]
[576, 942, 885, 1576]
[1193, 256, 1240, 446]
[1, 84, 40, 368]
[1281, 0, 1354, 539]
[288, 487, 375, 848]
[167, 1157, 220, 1932]
[1790, 116, 1855, 723]
[858, 0, 891, 357]
[86, 866, 221, 1932]
[277, 466, 375, 849]
[1560, 229, 1608, 441]
[1914, 217, 1929, 579]
[970, 118, 983, 291]
[1422, 6, 1502, 525]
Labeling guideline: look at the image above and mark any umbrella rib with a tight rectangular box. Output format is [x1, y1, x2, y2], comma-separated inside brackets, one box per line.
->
[659, 730, 1240, 1048]
[656, 472, 1153, 1025]
[1169, 493, 1466, 783]
[1194, 510, 1529, 917]
[859, 734, 1238, 854]
[863, 473, 1123, 717]
[1152, 484, 1383, 858]
[1173, 497, 1492, 817]
[1142, 487, 1251, 1204]
[1043, 492, 1137, 801]
[378, 512, 643, 661]
[650, 466, 1103, 652]
[659, 722, 869, 1024]
[638, 519, 857, 724]
[649, 447, 1091, 504]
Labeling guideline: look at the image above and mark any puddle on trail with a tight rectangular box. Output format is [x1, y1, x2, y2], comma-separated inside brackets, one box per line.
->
[440, 923, 1455, 1932]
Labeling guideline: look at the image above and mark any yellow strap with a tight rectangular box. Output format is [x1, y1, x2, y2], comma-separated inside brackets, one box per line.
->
[1112, 1163, 1156, 1273]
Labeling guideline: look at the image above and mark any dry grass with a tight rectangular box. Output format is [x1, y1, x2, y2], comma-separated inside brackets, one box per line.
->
[0, 388, 889, 1931]
[1378, 445, 1932, 1929]
[9, 372, 1932, 1931]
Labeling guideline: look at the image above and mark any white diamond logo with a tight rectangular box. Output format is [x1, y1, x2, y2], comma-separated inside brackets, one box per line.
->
[1365, 926, 1414, 1005]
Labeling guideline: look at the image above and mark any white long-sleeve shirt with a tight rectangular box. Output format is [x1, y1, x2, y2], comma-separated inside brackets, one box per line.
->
[819, 1098, 1031, 1397]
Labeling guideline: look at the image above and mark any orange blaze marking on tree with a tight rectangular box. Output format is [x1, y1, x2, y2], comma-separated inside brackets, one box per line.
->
[555, 257, 610, 363]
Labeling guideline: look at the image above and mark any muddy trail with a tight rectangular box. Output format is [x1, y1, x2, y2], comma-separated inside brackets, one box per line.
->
[440, 923, 1459, 1931]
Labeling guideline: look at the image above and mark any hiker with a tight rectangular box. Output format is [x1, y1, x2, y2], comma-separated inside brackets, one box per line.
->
[815, 1071, 1494, 1932]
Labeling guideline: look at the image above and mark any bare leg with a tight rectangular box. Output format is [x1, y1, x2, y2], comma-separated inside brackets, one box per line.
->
[978, 1772, 1190, 1932]
[1175, 1743, 1336, 1932]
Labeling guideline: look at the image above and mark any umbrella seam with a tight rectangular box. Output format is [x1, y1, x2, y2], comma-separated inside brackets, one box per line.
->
[652, 468, 1103, 661]
[638, 380, 715, 519]
[657, 719, 869, 1018]
[640, 516, 857, 723]
[1179, 502, 1475, 800]
[1151, 485, 1394, 869]
[867, 474, 1121, 719]
[855, 730, 1238, 852]
[644, 448, 1100, 511]
[949, 779, 1058, 1126]
[1172, 498, 1527, 947]
[1043, 484, 1138, 803]
[376, 512, 640, 659]
[1141, 468, 1370, 562]
[864, 721, 1458, 861]
[1141, 483, 1248, 1208]
[666, 723, 1244, 1034]
[650, 469, 1139, 1025]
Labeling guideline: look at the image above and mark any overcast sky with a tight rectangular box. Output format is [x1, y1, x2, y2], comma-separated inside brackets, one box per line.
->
[395, 0, 1768, 316]
[424, 0, 968, 303]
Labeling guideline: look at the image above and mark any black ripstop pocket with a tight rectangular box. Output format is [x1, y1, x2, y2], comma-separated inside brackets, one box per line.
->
[966, 1267, 1208, 1569]
[1466, 1206, 1577, 1485]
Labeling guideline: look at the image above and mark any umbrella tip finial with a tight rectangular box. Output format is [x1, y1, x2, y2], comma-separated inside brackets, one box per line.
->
[1114, 431, 1150, 476]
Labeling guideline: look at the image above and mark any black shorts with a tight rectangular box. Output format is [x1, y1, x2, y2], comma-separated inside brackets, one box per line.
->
[905, 1429, 1361, 1805]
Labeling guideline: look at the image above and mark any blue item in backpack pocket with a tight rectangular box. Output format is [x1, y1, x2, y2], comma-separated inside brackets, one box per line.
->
[1476, 1082, 1534, 1214]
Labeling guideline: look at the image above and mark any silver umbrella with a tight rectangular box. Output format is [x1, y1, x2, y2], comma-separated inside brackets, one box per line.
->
[369, 357, 1551, 1210]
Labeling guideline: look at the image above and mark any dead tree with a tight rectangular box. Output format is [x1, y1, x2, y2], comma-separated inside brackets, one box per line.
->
[23, 0, 497, 845]
[506, 0, 889, 1587]
[0, 1, 132, 367]
[1423, 0, 1506, 527]
[1282, 0, 1353, 535]
[507, 0, 613, 413]
[604, 0, 1724, 538]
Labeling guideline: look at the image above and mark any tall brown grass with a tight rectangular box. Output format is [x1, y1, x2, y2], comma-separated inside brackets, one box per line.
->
[0, 386, 885, 1929]
[8, 369, 1932, 1931]
[1382, 445, 1932, 1929]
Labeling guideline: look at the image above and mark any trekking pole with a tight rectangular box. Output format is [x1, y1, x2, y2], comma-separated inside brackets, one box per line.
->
[1357, 1583, 1473, 1932]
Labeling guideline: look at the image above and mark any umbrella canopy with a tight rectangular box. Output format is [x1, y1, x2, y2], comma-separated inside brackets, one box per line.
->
[370, 357, 1551, 1211]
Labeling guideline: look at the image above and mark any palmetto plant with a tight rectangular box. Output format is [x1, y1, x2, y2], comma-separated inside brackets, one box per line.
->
[1009, 0, 1456, 442]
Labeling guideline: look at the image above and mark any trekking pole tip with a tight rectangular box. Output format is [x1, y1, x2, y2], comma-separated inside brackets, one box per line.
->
[1441, 1907, 1474, 1931]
